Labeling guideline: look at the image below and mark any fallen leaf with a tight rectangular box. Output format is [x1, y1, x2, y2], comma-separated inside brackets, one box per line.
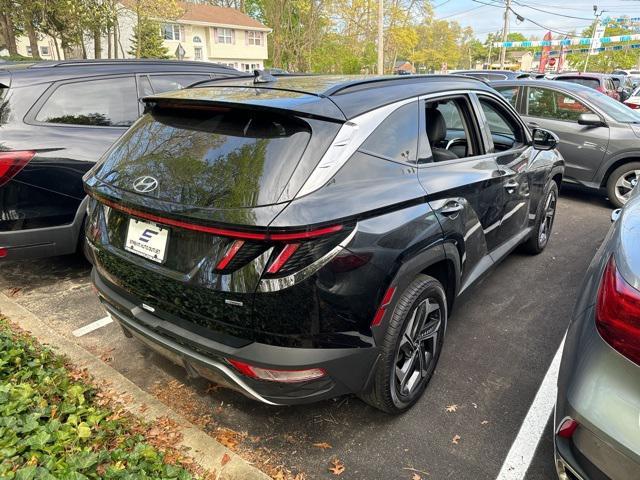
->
[452, 434, 461, 445]
[273, 470, 286, 480]
[472, 402, 478, 409]
[445, 404, 458, 413]
[221, 453, 231, 466]
[329, 458, 345, 476]
[313, 442, 332, 450]
[412, 474, 422, 480]
[481, 420, 489, 425]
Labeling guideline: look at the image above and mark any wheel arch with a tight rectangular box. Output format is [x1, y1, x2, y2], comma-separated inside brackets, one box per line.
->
[598, 156, 640, 188]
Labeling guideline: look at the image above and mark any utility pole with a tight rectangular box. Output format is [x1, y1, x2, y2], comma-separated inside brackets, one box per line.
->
[377, 0, 384, 74]
[499, 0, 511, 68]
[584, 5, 603, 73]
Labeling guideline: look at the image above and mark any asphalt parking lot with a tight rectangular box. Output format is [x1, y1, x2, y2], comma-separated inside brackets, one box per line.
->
[0, 186, 613, 480]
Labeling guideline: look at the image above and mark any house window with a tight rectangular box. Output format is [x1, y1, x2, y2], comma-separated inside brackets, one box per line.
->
[247, 31, 262, 46]
[241, 63, 251, 72]
[194, 47, 203, 61]
[162, 24, 182, 41]
[193, 35, 202, 43]
[40, 46, 50, 56]
[26, 46, 32, 55]
[217, 28, 234, 44]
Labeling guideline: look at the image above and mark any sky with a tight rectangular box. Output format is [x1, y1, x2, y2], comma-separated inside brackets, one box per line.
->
[434, 0, 640, 40]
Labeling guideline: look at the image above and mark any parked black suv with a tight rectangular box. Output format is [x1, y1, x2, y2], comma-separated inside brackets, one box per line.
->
[0, 60, 240, 261]
[84, 74, 564, 413]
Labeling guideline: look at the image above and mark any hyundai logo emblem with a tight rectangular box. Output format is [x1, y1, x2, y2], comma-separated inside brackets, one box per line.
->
[133, 176, 159, 193]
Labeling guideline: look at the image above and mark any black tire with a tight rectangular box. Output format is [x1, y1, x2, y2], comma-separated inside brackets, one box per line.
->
[606, 162, 640, 208]
[359, 274, 447, 414]
[521, 181, 558, 255]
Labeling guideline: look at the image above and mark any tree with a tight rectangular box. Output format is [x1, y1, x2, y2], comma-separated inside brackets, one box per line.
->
[566, 24, 639, 72]
[128, 19, 169, 58]
[0, 1, 19, 56]
[128, 0, 181, 59]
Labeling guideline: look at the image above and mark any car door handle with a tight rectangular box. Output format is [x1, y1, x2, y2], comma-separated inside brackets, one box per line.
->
[504, 180, 519, 192]
[441, 201, 464, 216]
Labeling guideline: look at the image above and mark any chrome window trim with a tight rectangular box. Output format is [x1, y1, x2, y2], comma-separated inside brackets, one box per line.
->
[296, 89, 490, 198]
[295, 98, 417, 199]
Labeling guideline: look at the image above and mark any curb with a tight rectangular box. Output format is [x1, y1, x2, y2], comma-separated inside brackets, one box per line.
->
[0, 292, 270, 480]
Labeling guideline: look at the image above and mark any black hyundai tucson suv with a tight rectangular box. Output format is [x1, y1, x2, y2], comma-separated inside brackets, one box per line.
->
[84, 74, 564, 413]
[0, 59, 240, 261]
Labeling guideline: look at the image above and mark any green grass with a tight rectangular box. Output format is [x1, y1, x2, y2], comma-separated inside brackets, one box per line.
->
[0, 317, 197, 479]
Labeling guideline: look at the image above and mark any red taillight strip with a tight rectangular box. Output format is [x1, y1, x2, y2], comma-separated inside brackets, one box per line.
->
[0, 247, 8, 259]
[93, 195, 267, 240]
[270, 224, 343, 240]
[0, 150, 36, 187]
[267, 243, 300, 274]
[215, 240, 245, 270]
[371, 286, 396, 327]
[89, 193, 343, 241]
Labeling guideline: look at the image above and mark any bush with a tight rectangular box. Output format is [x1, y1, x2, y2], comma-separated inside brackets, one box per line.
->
[0, 318, 196, 479]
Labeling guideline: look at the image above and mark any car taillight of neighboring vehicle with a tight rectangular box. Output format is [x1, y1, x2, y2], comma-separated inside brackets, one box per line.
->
[0, 150, 35, 187]
[624, 99, 640, 109]
[595, 256, 640, 365]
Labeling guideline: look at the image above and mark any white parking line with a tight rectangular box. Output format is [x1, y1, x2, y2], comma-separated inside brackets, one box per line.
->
[496, 336, 566, 480]
[72, 316, 113, 337]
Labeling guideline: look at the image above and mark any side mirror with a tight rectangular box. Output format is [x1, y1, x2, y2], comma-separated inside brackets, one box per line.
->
[611, 208, 621, 222]
[531, 128, 559, 151]
[577, 113, 605, 127]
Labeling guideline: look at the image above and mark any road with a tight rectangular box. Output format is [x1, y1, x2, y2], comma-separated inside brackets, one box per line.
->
[0, 186, 612, 480]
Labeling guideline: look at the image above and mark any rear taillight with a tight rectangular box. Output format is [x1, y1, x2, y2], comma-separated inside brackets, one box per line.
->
[0, 151, 35, 187]
[595, 256, 640, 365]
[556, 418, 579, 439]
[227, 359, 326, 383]
[625, 102, 640, 109]
[0, 247, 8, 259]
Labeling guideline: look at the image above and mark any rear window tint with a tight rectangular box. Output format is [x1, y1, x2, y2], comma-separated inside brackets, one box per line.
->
[36, 77, 138, 126]
[359, 102, 418, 163]
[559, 77, 600, 89]
[96, 108, 312, 208]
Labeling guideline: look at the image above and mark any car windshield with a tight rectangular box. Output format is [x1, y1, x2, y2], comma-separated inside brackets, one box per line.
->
[578, 89, 640, 123]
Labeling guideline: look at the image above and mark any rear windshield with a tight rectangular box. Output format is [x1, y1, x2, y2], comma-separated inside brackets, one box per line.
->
[95, 107, 312, 208]
[559, 77, 600, 89]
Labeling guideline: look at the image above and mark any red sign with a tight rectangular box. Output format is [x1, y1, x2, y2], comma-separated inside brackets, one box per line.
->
[549, 58, 557, 67]
[539, 31, 552, 73]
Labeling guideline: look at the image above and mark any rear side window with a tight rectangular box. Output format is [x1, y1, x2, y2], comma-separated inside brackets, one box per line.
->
[495, 86, 519, 108]
[612, 78, 621, 88]
[359, 102, 418, 163]
[149, 74, 211, 93]
[36, 77, 138, 127]
[527, 87, 592, 122]
[559, 77, 600, 89]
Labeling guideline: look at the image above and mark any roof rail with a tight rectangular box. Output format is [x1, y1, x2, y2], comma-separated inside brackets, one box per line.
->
[29, 59, 237, 70]
[325, 74, 486, 96]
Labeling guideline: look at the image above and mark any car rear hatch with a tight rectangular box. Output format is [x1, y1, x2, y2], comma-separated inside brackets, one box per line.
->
[85, 86, 346, 344]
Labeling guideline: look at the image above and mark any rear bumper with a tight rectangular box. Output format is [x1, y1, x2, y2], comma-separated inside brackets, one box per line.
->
[92, 269, 380, 405]
[555, 307, 640, 480]
[0, 196, 87, 261]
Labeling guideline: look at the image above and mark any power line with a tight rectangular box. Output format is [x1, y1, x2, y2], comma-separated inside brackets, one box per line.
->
[510, 1, 594, 20]
[439, 4, 489, 20]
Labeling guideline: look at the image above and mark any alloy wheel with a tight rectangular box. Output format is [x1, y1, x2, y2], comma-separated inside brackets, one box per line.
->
[614, 170, 640, 205]
[538, 189, 557, 247]
[393, 298, 442, 401]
